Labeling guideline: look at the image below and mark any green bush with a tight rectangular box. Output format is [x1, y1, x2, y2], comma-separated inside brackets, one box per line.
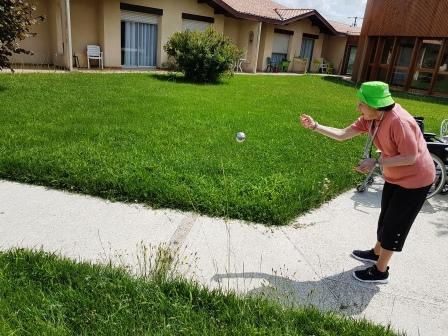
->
[164, 28, 242, 83]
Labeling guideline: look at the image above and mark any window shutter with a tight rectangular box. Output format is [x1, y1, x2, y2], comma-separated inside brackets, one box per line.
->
[272, 33, 290, 54]
[182, 19, 211, 32]
[120, 10, 159, 24]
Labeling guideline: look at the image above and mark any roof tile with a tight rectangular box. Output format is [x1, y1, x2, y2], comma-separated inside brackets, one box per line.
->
[275, 9, 314, 20]
[221, 0, 286, 20]
[218, 1, 348, 35]
[328, 20, 362, 35]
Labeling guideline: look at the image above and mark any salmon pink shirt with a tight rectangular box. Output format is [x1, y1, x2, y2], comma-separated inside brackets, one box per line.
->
[351, 104, 435, 189]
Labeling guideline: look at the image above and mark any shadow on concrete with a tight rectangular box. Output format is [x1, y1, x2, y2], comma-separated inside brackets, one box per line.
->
[423, 195, 448, 236]
[349, 181, 448, 214]
[212, 266, 380, 316]
[350, 186, 382, 213]
[422, 194, 448, 213]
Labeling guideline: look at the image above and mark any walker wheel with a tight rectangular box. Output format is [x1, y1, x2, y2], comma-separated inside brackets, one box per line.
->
[356, 185, 366, 192]
[441, 184, 448, 195]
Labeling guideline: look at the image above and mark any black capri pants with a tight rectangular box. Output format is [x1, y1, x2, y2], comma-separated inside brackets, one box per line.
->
[377, 182, 431, 252]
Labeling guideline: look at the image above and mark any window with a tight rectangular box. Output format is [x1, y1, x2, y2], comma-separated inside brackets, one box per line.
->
[121, 10, 159, 67]
[438, 45, 448, 74]
[410, 40, 443, 91]
[272, 33, 290, 64]
[434, 46, 448, 94]
[391, 38, 415, 86]
[380, 38, 394, 64]
[433, 74, 448, 94]
[395, 38, 415, 67]
[417, 40, 443, 69]
[411, 71, 433, 91]
[181, 13, 214, 32]
[182, 19, 210, 32]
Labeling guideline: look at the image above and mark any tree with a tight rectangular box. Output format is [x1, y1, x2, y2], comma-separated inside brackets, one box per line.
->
[164, 28, 242, 83]
[0, 0, 44, 71]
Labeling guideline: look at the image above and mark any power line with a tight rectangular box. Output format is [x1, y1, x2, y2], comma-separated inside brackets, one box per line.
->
[347, 16, 363, 27]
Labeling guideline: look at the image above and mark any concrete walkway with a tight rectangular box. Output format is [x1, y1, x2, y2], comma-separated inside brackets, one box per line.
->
[1, 179, 447, 335]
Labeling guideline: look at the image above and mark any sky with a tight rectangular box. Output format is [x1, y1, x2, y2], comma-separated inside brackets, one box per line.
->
[276, 0, 367, 26]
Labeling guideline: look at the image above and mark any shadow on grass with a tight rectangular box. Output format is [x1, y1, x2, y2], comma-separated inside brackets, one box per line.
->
[0, 85, 7, 93]
[212, 267, 380, 316]
[321, 76, 358, 88]
[149, 72, 230, 86]
[321, 76, 448, 106]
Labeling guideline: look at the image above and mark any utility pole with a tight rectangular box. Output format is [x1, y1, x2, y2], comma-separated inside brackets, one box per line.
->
[348, 16, 363, 27]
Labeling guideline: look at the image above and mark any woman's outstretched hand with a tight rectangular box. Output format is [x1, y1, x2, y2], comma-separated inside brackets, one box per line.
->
[300, 114, 317, 130]
[355, 158, 377, 173]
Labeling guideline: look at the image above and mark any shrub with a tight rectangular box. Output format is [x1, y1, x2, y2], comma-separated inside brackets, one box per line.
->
[0, 0, 44, 71]
[164, 28, 242, 83]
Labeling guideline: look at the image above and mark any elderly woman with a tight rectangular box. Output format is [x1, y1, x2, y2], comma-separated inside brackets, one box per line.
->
[300, 81, 435, 283]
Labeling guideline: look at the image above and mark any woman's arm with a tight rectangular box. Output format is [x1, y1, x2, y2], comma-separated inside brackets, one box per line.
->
[355, 154, 418, 174]
[300, 114, 362, 141]
[379, 154, 417, 167]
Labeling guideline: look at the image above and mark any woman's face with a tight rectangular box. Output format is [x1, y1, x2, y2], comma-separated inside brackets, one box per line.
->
[357, 101, 381, 120]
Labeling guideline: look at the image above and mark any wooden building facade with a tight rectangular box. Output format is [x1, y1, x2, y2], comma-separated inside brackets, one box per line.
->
[352, 0, 448, 97]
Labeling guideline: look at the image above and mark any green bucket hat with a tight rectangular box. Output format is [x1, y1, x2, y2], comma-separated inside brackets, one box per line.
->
[357, 81, 395, 109]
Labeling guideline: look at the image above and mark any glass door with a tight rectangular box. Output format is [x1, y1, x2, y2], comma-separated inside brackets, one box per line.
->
[299, 38, 314, 72]
[345, 46, 357, 75]
[121, 21, 158, 67]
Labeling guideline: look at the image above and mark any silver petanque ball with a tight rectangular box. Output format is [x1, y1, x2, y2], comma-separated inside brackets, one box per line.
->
[235, 131, 246, 142]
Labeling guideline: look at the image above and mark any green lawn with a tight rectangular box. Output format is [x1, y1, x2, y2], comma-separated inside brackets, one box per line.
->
[0, 73, 446, 224]
[0, 248, 401, 335]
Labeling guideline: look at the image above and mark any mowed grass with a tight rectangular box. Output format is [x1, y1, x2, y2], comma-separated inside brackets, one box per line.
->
[0, 248, 402, 336]
[0, 73, 446, 224]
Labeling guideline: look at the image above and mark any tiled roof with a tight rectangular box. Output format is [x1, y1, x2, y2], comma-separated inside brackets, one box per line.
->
[274, 9, 314, 21]
[328, 20, 362, 35]
[215, 0, 339, 35]
[221, 0, 287, 20]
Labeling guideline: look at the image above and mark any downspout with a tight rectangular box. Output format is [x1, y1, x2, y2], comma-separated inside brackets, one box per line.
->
[253, 21, 262, 73]
[64, 0, 73, 70]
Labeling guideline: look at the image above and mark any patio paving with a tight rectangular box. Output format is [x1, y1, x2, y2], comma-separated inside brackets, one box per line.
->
[1, 179, 447, 335]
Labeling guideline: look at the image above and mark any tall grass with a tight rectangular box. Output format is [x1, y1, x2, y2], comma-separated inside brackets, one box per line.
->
[0, 248, 402, 335]
[0, 73, 445, 224]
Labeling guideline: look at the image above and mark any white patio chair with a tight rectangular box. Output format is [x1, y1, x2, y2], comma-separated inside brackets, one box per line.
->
[87, 45, 103, 69]
[319, 59, 329, 73]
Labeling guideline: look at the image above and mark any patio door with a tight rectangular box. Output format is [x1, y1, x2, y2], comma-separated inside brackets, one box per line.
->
[300, 37, 314, 71]
[344, 46, 357, 75]
[121, 10, 158, 67]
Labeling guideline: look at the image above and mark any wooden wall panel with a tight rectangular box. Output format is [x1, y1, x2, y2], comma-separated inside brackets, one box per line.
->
[363, 0, 448, 37]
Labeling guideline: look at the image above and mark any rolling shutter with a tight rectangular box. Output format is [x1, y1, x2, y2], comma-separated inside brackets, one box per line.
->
[182, 19, 211, 32]
[120, 10, 159, 24]
[272, 33, 290, 54]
